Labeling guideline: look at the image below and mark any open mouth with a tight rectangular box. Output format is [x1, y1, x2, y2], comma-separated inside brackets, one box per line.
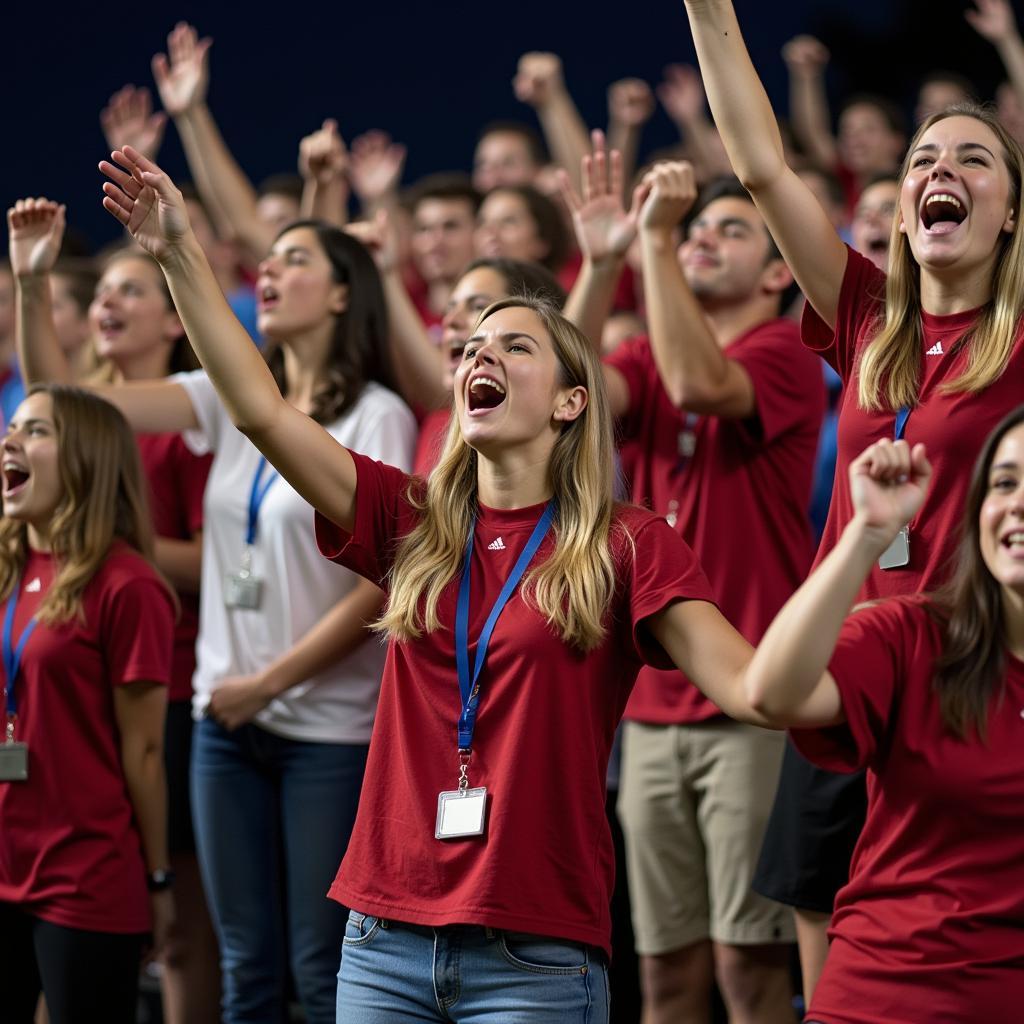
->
[98, 316, 125, 336]
[2, 464, 29, 496]
[258, 284, 280, 311]
[467, 375, 507, 413]
[920, 192, 967, 234]
[1002, 530, 1024, 550]
[867, 235, 888, 254]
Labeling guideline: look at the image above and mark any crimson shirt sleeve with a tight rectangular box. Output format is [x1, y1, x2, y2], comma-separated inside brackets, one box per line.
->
[604, 335, 653, 441]
[801, 245, 887, 380]
[789, 598, 910, 772]
[731, 322, 826, 448]
[98, 567, 176, 687]
[314, 449, 422, 589]
[624, 514, 718, 669]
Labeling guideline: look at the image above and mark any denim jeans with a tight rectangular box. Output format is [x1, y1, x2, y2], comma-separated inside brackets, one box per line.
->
[336, 911, 610, 1023]
[191, 718, 367, 1024]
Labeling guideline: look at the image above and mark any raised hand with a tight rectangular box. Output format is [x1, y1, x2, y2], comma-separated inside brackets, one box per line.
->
[7, 198, 66, 278]
[965, 0, 1019, 42]
[656, 64, 707, 126]
[513, 52, 565, 108]
[638, 161, 698, 233]
[781, 35, 831, 76]
[100, 86, 167, 161]
[299, 119, 349, 185]
[849, 439, 931, 544]
[151, 22, 211, 117]
[558, 131, 649, 265]
[99, 147, 192, 262]
[608, 78, 656, 128]
[343, 209, 399, 274]
[349, 130, 406, 206]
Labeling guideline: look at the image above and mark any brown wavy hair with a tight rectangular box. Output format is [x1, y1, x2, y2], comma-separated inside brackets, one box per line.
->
[0, 385, 167, 624]
[927, 404, 1024, 740]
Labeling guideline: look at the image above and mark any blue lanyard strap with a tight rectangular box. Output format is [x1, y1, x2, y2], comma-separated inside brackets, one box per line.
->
[894, 407, 911, 442]
[454, 501, 556, 751]
[247, 456, 279, 546]
[3, 583, 38, 720]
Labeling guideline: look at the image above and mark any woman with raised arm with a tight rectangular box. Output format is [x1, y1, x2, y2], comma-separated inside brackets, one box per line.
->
[742, 416, 1024, 1023]
[9, 199, 218, 1024]
[0, 385, 175, 1024]
[16, 190, 415, 1024]
[95, 145, 798, 1023]
[684, 0, 1024, 996]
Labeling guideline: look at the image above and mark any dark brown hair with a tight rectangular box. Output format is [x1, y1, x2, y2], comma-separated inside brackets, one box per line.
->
[482, 185, 571, 273]
[928, 404, 1024, 740]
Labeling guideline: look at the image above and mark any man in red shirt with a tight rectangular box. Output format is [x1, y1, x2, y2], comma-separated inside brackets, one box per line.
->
[567, 166, 824, 1023]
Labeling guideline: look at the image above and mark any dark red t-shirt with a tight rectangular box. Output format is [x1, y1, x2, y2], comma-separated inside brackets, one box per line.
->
[557, 251, 639, 312]
[412, 407, 451, 478]
[803, 246, 1024, 599]
[314, 451, 715, 956]
[0, 545, 175, 933]
[790, 596, 1024, 1023]
[136, 433, 212, 703]
[607, 324, 824, 723]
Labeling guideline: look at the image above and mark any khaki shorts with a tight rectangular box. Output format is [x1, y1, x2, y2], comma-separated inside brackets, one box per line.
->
[617, 720, 794, 955]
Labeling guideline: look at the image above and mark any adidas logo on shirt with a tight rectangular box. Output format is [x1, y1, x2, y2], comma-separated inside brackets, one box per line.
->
[487, 537, 506, 551]
[925, 341, 944, 356]
[24, 578, 41, 593]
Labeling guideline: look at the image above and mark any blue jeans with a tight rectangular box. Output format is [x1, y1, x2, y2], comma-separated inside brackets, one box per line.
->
[336, 912, 610, 1023]
[191, 718, 367, 1024]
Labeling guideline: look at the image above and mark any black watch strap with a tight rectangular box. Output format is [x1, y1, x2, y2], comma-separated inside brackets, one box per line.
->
[147, 867, 176, 892]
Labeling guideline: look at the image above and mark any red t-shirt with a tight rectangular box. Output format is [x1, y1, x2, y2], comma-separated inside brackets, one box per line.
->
[804, 246, 1024, 599]
[413, 407, 451, 478]
[0, 545, 175, 933]
[314, 451, 715, 956]
[789, 597, 1024, 1023]
[136, 433, 212, 703]
[607, 324, 824, 723]
[557, 252, 639, 312]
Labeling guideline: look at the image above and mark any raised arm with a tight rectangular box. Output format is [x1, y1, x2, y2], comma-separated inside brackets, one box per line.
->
[967, 0, 1024, 113]
[100, 85, 167, 163]
[514, 52, 591, 192]
[650, 438, 930, 726]
[343, 211, 448, 411]
[349, 130, 406, 217]
[298, 118, 350, 228]
[100, 147, 359, 532]
[781, 36, 839, 172]
[682, 1, 848, 327]
[606, 78, 656, 193]
[656, 64, 733, 181]
[9, 198, 199, 433]
[560, 133, 647, 417]
[153, 23, 276, 262]
[639, 161, 754, 417]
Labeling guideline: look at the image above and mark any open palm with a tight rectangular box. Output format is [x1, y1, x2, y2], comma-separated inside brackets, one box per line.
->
[152, 22, 210, 117]
[7, 199, 66, 277]
[100, 148, 191, 262]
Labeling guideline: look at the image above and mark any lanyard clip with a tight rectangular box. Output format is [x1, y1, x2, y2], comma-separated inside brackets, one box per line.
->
[5, 714, 15, 744]
[458, 748, 472, 794]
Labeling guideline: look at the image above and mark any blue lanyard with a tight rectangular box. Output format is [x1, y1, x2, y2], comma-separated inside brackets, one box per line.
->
[3, 582, 38, 720]
[247, 457, 279, 546]
[454, 502, 556, 752]
[894, 407, 911, 441]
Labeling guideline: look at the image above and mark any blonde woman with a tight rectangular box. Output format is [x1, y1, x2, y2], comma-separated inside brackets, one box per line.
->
[683, 0, 1024, 1000]
[0, 385, 175, 1024]
[95, 145, 779, 1023]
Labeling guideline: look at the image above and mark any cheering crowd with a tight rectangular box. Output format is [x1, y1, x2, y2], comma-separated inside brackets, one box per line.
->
[2, 1, 1024, 1023]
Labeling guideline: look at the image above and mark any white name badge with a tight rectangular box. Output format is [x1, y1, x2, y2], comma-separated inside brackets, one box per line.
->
[224, 571, 263, 610]
[0, 742, 29, 782]
[878, 526, 910, 571]
[435, 787, 488, 839]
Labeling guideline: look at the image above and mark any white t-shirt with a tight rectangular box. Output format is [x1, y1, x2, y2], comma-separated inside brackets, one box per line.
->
[177, 372, 416, 743]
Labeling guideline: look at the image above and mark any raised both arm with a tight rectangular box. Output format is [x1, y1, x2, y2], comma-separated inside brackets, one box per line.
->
[100, 147, 360, 533]
[153, 23, 276, 262]
[683, 0, 848, 328]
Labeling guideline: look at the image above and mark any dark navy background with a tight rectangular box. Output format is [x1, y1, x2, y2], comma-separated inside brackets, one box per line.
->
[2, 0, 1012, 252]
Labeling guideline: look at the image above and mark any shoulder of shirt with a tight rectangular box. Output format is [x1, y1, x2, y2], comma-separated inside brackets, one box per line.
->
[843, 244, 888, 307]
[604, 333, 652, 367]
[92, 542, 165, 590]
[323, 382, 416, 429]
[847, 592, 941, 636]
[611, 502, 680, 540]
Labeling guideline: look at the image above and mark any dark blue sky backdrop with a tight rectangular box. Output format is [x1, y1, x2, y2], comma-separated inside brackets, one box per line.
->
[3, 0, 1013, 252]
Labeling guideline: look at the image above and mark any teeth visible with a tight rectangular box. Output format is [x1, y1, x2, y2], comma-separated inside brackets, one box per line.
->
[472, 376, 506, 395]
[2, 463, 25, 473]
[1007, 532, 1024, 545]
[926, 193, 962, 209]
[100, 317, 122, 330]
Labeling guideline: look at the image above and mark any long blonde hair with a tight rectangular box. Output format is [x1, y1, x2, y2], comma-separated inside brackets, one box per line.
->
[0, 385, 162, 624]
[858, 104, 1024, 411]
[377, 296, 621, 652]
